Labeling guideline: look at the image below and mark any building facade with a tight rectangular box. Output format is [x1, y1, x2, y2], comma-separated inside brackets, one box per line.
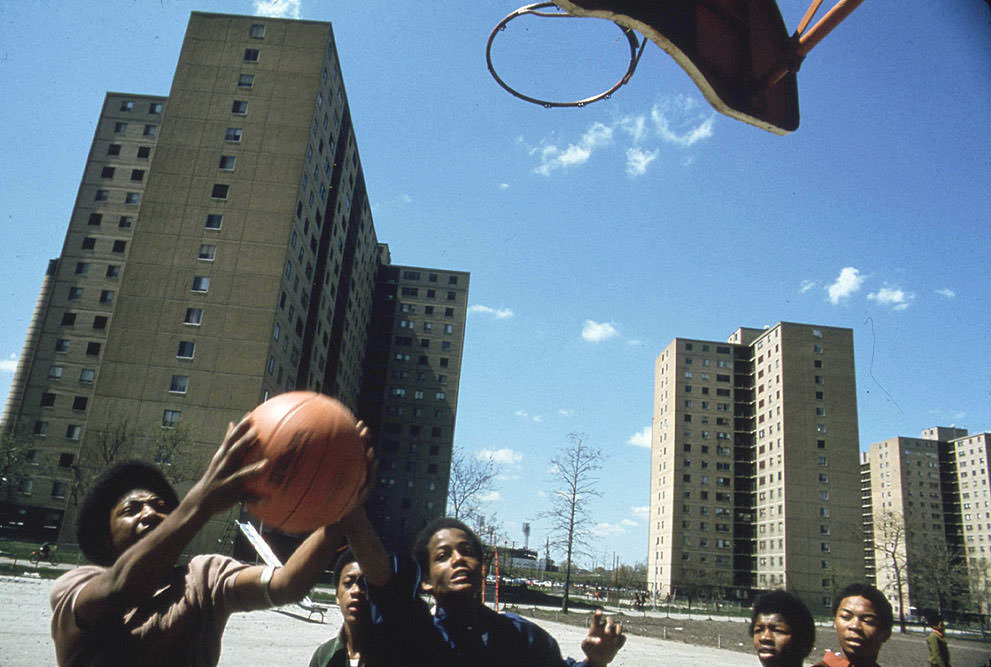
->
[648, 322, 863, 609]
[865, 427, 991, 616]
[0, 12, 467, 556]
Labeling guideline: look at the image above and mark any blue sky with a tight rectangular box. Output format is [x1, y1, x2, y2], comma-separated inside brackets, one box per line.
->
[1, 1, 989, 567]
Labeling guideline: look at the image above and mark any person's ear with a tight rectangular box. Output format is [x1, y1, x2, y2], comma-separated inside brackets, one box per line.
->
[420, 579, 434, 596]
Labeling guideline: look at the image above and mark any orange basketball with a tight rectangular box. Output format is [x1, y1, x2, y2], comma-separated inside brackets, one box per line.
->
[242, 391, 366, 533]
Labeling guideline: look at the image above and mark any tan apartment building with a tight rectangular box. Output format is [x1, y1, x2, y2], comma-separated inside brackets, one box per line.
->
[649, 322, 863, 609]
[1, 13, 468, 556]
[865, 427, 991, 616]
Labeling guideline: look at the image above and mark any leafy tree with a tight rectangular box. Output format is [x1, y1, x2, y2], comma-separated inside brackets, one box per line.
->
[446, 447, 498, 526]
[542, 433, 602, 613]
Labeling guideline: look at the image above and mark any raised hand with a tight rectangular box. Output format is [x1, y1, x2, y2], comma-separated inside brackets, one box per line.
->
[189, 417, 267, 516]
[581, 609, 626, 667]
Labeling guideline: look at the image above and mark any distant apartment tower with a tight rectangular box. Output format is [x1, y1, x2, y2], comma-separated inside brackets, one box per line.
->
[648, 322, 863, 608]
[865, 427, 991, 616]
[0, 13, 468, 555]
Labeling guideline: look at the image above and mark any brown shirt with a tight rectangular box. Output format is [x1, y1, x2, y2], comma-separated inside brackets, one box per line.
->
[51, 554, 257, 666]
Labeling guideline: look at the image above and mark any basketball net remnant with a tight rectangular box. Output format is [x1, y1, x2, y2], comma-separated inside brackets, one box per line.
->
[486, 0, 866, 134]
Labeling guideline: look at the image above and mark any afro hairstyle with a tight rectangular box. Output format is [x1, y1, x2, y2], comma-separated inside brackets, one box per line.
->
[831, 582, 894, 633]
[750, 590, 816, 659]
[412, 516, 483, 578]
[77, 460, 179, 566]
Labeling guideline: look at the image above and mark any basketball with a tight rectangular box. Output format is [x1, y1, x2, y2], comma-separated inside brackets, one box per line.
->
[242, 391, 367, 533]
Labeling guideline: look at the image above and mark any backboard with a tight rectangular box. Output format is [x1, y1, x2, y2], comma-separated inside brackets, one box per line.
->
[553, 0, 801, 134]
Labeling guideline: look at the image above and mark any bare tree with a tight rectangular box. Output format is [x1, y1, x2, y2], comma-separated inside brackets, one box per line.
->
[909, 537, 970, 616]
[0, 429, 29, 519]
[543, 433, 602, 613]
[873, 510, 910, 632]
[150, 423, 203, 487]
[69, 414, 137, 510]
[446, 447, 498, 525]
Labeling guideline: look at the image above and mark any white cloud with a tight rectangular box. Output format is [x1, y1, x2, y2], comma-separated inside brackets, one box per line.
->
[469, 304, 514, 319]
[799, 279, 818, 294]
[1, 354, 17, 373]
[620, 519, 638, 528]
[590, 521, 635, 536]
[513, 409, 543, 423]
[581, 320, 619, 343]
[477, 448, 523, 465]
[253, 0, 300, 19]
[619, 114, 648, 143]
[499, 182, 510, 190]
[627, 339, 642, 347]
[631, 505, 650, 519]
[401, 194, 412, 204]
[478, 490, 502, 503]
[625, 147, 659, 176]
[935, 288, 956, 299]
[650, 95, 715, 147]
[868, 285, 914, 311]
[626, 426, 651, 448]
[533, 122, 614, 176]
[558, 409, 575, 417]
[826, 267, 865, 304]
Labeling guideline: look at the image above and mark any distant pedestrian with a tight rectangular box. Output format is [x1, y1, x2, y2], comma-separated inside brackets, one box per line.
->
[750, 590, 816, 667]
[926, 614, 951, 667]
[812, 583, 892, 667]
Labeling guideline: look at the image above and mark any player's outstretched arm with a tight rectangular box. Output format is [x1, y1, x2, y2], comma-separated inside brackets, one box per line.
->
[75, 418, 266, 625]
[580, 610, 626, 667]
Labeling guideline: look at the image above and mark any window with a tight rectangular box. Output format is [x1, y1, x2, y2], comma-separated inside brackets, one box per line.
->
[87, 213, 103, 226]
[211, 184, 229, 199]
[40, 392, 56, 407]
[107, 144, 121, 156]
[149, 102, 163, 114]
[48, 365, 63, 380]
[125, 192, 140, 204]
[112, 240, 127, 253]
[79, 369, 95, 383]
[81, 237, 96, 250]
[51, 481, 67, 499]
[68, 287, 83, 300]
[198, 244, 216, 261]
[184, 308, 203, 325]
[120, 100, 134, 111]
[65, 425, 82, 441]
[72, 396, 88, 411]
[205, 214, 223, 230]
[224, 128, 243, 142]
[191, 276, 210, 292]
[231, 100, 248, 114]
[55, 339, 70, 353]
[94, 189, 109, 201]
[99, 290, 114, 304]
[61, 313, 76, 326]
[113, 122, 127, 134]
[86, 342, 101, 356]
[249, 22, 266, 37]
[137, 146, 151, 158]
[169, 375, 189, 393]
[131, 169, 145, 181]
[142, 124, 157, 137]
[93, 315, 108, 329]
[101, 166, 115, 178]
[118, 216, 133, 228]
[105, 265, 120, 279]
[238, 74, 254, 88]
[243, 48, 260, 62]
[435, 392, 446, 400]
[162, 409, 181, 428]
[176, 341, 195, 358]
[218, 155, 236, 170]
[33, 422, 48, 437]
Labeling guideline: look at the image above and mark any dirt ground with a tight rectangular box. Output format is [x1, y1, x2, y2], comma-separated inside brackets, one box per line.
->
[515, 606, 991, 667]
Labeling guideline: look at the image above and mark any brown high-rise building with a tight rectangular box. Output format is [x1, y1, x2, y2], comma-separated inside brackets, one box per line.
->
[865, 427, 991, 617]
[0, 12, 468, 555]
[648, 322, 863, 609]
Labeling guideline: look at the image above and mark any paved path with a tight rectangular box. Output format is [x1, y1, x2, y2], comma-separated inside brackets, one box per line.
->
[0, 573, 751, 666]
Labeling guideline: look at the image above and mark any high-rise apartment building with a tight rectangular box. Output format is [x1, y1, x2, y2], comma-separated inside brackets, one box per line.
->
[648, 322, 863, 609]
[0, 12, 467, 555]
[864, 427, 991, 616]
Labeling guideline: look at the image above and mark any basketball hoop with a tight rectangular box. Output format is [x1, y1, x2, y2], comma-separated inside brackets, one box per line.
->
[485, 2, 646, 108]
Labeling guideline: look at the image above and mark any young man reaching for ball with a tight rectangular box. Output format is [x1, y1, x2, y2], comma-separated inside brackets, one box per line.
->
[340, 512, 626, 667]
[50, 418, 362, 666]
